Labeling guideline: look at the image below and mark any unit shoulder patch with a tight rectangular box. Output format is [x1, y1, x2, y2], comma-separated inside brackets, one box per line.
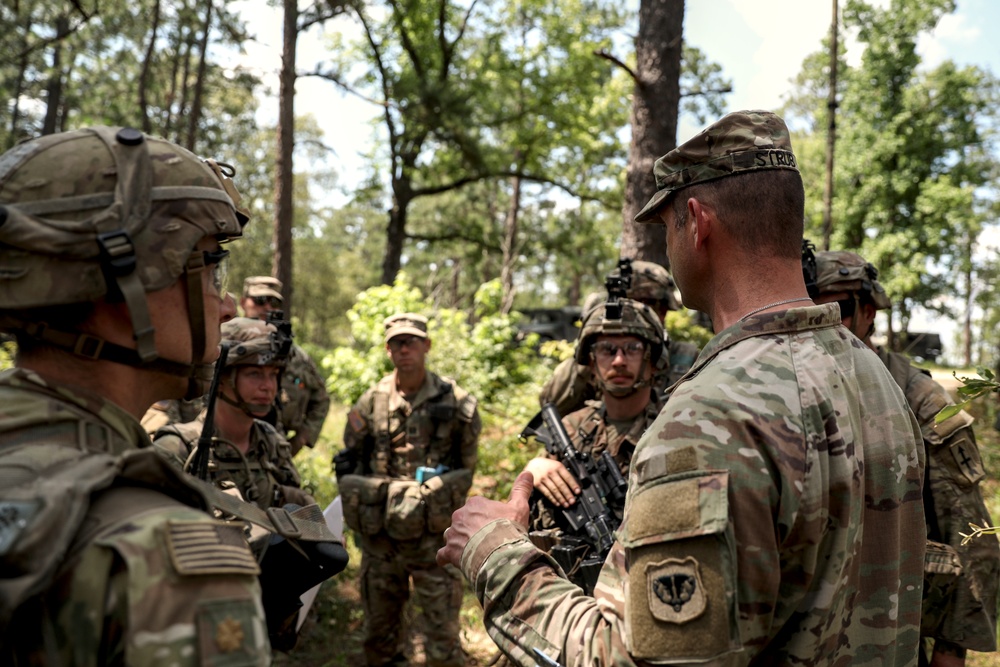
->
[647, 556, 706, 624]
[347, 409, 367, 433]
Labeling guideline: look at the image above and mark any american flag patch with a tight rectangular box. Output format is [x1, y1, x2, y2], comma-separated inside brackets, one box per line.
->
[348, 409, 367, 433]
[166, 520, 260, 576]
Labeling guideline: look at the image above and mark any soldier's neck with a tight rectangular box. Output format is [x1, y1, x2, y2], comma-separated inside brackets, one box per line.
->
[394, 368, 427, 398]
[603, 387, 652, 421]
[214, 401, 254, 453]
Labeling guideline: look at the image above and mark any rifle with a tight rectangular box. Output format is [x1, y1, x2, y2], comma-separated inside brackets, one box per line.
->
[520, 402, 627, 593]
[189, 342, 230, 480]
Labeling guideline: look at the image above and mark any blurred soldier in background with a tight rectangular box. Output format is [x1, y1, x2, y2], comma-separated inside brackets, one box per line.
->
[539, 259, 699, 414]
[811, 249, 999, 667]
[0, 126, 271, 664]
[242, 276, 331, 454]
[334, 313, 480, 667]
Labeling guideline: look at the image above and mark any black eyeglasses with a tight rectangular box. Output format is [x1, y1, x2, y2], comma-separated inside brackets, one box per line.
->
[250, 295, 282, 308]
[592, 340, 646, 361]
[388, 336, 422, 351]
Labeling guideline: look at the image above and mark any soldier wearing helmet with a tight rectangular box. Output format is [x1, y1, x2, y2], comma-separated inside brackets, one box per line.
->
[0, 128, 270, 663]
[154, 317, 314, 511]
[538, 259, 699, 415]
[811, 249, 999, 666]
[241, 276, 331, 456]
[524, 298, 666, 590]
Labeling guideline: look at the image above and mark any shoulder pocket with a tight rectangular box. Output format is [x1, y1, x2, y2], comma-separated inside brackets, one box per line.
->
[619, 470, 741, 662]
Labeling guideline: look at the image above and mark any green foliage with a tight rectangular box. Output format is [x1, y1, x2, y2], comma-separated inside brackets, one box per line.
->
[665, 310, 713, 349]
[0, 338, 15, 371]
[936, 367, 1000, 423]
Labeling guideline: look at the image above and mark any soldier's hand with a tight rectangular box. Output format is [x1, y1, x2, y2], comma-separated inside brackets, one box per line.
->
[524, 457, 579, 507]
[437, 472, 534, 568]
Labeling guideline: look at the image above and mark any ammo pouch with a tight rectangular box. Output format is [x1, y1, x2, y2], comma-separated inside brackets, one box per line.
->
[339, 475, 388, 536]
[421, 469, 473, 534]
[385, 480, 426, 540]
[921, 540, 963, 637]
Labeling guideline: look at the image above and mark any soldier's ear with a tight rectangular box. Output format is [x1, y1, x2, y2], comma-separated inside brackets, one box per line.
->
[425, 338, 432, 353]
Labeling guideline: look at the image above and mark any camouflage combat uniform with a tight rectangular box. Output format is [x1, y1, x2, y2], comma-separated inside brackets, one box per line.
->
[339, 371, 480, 667]
[140, 397, 204, 437]
[277, 344, 330, 450]
[460, 305, 926, 665]
[878, 347, 999, 659]
[154, 411, 314, 510]
[0, 368, 269, 665]
[539, 339, 698, 414]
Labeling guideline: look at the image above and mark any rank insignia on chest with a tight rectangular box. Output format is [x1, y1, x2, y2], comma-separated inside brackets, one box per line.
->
[646, 556, 706, 624]
[215, 617, 245, 652]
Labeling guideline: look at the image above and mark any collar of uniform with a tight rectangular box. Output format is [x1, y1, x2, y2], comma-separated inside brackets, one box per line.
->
[384, 370, 445, 413]
[0, 366, 151, 453]
[681, 304, 841, 383]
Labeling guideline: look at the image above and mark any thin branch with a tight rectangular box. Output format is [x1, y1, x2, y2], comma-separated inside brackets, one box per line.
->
[680, 86, 733, 99]
[409, 169, 615, 210]
[594, 48, 638, 84]
[12, 13, 94, 60]
[301, 68, 390, 107]
[406, 231, 499, 250]
[354, 6, 400, 155]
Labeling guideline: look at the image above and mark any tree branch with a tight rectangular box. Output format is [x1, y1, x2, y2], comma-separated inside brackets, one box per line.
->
[301, 68, 390, 107]
[410, 169, 616, 210]
[594, 48, 638, 84]
[680, 86, 733, 99]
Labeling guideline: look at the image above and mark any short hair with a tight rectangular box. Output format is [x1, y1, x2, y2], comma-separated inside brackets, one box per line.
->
[670, 169, 804, 260]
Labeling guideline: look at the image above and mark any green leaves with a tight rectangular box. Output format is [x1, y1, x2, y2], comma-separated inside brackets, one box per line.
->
[934, 367, 999, 424]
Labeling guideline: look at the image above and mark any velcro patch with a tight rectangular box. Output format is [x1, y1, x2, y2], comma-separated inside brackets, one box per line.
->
[647, 557, 706, 624]
[197, 598, 261, 666]
[347, 409, 367, 433]
[166, 520, 260, 576]
[948, 436, 985, 485]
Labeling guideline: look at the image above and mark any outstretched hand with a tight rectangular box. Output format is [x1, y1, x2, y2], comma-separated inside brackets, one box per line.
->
[437, 471, 534, 568]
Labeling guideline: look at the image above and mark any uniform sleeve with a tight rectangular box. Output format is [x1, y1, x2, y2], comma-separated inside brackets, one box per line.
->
[336, 391, 374, 478]
[916, 379, 1000, 652]
[298, 352, 331, 447]
[539, 359, 593, 415]
[458, 395, 481, 472]
[94, 507, 270, 666]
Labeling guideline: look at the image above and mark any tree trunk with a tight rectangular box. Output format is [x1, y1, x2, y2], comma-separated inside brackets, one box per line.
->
[500, 173, 522, 315]
[175, 25, 194, 145]
[620, 0, 684, 268]
[139, 0, 162, 134]
[163, 6, 186, 135]
[42, 15, 70, 136]
[273, 0, 298, 315]
[381, 183, 409, 284]
[821, 0, 838, 251]
[963, 241, 973, 367]
[185, 0, 214, 150]
[7, 12, 33, 149]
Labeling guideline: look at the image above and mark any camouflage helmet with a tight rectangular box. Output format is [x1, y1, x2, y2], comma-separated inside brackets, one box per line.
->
[0, 127, 248, 387]
[613, 260, 679, 311]
[220, 317, 291, 369]
[574, 297, 666, 367]
[814, 251, 891, 310]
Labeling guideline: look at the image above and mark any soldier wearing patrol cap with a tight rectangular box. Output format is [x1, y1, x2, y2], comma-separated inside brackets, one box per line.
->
[240, 275, 331, 456]
[334, 312, 481, 667]
[539, 260, 699, 414]
[525, 298, 666, 592]
[439, 111, 925, 666]
[811, 249, 999, 666]
[0, 127, 271, 663]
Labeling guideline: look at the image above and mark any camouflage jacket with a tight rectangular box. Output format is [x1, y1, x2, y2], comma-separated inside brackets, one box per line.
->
[140, 397, 204, 437]
[0, 368, 269, 665]
[461, 305, 926, 666]
[878, 347, 999, 654]
[154, 411, 312, 510]
[277, 344, 330, 448]
[539, 339, 699, 415]
[341, 370, 481, 480]
[531, 398, 663, 531]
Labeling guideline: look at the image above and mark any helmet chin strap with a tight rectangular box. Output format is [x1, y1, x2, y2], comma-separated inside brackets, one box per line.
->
[219, 368, 277, 420]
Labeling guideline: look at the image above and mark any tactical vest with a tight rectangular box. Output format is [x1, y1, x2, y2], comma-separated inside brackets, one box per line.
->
[158, 418, 298, 510]
[369, 380, 468, 478]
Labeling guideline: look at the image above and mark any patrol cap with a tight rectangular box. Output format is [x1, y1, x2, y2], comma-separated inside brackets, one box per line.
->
[814, 251, 891, 310]
[243, 276, 284, 302]
[634, 110, 799, 223]
[383, 312, 429, 342]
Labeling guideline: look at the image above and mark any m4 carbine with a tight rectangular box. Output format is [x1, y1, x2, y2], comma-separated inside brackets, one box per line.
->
[521, 402, 627, 594]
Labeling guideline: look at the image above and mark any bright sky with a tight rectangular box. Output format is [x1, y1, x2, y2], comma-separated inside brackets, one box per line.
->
[230, 0, 1000, 363]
